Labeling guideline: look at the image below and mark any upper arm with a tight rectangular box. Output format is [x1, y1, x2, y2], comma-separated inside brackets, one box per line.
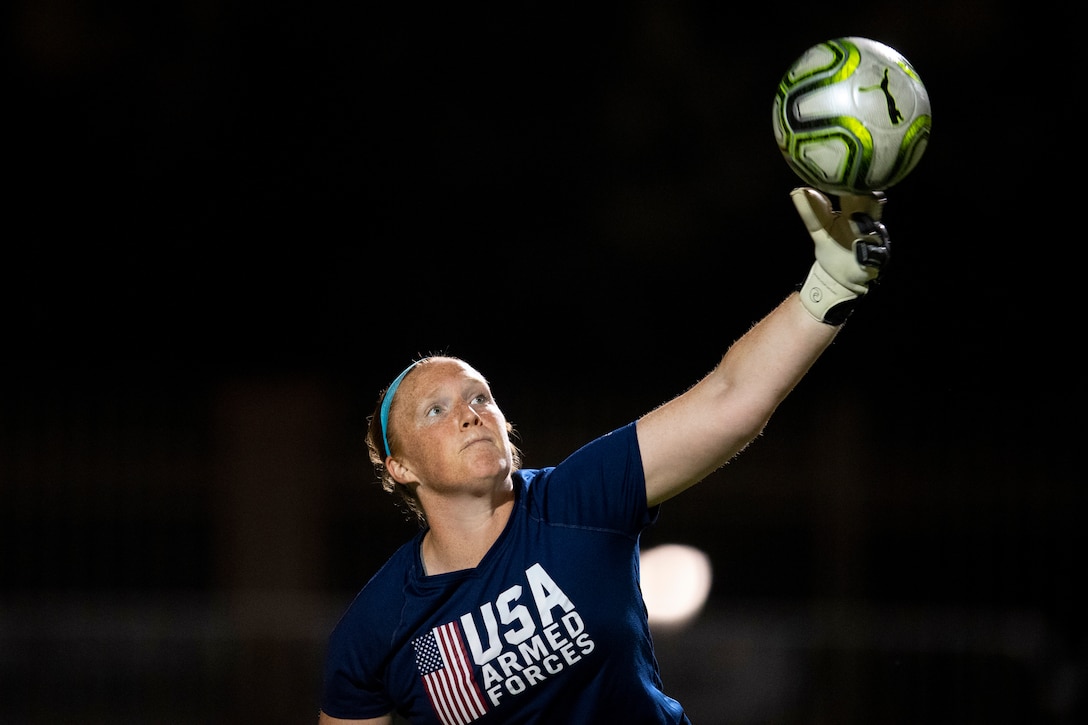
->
[637, 374, 765, 507]
[318, 711, 393, 725]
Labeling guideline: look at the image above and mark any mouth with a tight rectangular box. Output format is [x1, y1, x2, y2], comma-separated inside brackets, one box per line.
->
[462, 437, 492, 451]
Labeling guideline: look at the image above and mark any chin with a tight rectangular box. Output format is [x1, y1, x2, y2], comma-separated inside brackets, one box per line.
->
[474, 458, 511, 483]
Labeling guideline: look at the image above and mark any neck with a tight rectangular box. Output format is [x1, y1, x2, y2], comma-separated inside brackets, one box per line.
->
[421, 489, 515, 575]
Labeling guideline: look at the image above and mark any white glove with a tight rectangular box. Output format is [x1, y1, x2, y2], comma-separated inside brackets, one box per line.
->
[791, 187, 891, 325]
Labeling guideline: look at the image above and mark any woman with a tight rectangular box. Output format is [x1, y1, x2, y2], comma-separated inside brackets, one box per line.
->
[319, 187, 891, 724]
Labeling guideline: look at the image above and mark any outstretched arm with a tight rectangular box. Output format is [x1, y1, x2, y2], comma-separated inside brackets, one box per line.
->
[638, 291, 834, 506]
[638, 189, 891, 507]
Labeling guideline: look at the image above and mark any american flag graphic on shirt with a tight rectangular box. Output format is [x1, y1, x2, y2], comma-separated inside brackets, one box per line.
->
[412, 621, 490, 725]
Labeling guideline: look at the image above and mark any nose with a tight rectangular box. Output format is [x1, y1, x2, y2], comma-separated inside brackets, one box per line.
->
[461, 403, 482, 429]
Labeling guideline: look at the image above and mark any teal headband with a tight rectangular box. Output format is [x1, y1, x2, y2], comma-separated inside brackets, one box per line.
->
[380, 362, 419, 457]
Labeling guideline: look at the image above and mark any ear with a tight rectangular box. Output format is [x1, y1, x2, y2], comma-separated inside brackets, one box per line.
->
[386, 455, 417, 485]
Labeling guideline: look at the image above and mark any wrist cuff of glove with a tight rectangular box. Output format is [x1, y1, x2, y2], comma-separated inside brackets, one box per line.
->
[799, 261, 863, 326]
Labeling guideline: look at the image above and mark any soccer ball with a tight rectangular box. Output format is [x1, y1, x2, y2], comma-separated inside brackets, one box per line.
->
[772, 36, 932, 195]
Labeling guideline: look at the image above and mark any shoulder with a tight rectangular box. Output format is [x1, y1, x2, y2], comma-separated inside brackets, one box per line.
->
[555, 421, 641, 476]
[514, 422, 648, 526]
[518, 422, 641, 489]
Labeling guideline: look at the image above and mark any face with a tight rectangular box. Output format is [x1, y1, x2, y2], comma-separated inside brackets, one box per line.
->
[385, 358, 514, 496]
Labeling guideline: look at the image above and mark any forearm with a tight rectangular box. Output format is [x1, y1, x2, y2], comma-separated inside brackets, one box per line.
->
[640, 291, 838, 505]
[720, 290, 839, 410]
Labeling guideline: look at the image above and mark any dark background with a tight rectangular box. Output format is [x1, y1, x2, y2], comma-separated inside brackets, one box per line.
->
[3, 1, 1083, 723]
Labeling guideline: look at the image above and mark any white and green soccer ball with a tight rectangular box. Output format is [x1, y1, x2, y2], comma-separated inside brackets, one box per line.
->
[772, 36, 932, 195]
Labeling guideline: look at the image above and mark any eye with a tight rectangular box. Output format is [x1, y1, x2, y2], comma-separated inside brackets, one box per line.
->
[426, 404, 444, 417]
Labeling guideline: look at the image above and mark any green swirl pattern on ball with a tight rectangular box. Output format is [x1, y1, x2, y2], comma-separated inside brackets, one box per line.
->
[773, 37, 932, 194]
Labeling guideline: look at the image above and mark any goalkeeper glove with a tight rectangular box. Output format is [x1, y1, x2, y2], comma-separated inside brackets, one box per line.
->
[791, 187, 891, 325]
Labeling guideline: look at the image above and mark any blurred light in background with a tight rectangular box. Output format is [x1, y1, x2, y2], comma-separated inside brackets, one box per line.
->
[640, 543, 713, 629]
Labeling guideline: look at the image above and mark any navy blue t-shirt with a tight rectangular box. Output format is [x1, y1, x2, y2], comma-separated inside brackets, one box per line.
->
[321, 422, 692, 724]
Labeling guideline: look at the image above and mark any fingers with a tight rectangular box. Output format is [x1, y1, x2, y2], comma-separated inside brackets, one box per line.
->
[792, 186, 893, 323]
[855, 232, 891, 269]
[852, 214, 891, 270]
[790, 186, 834, 234]
[839, 190, 886, 222]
